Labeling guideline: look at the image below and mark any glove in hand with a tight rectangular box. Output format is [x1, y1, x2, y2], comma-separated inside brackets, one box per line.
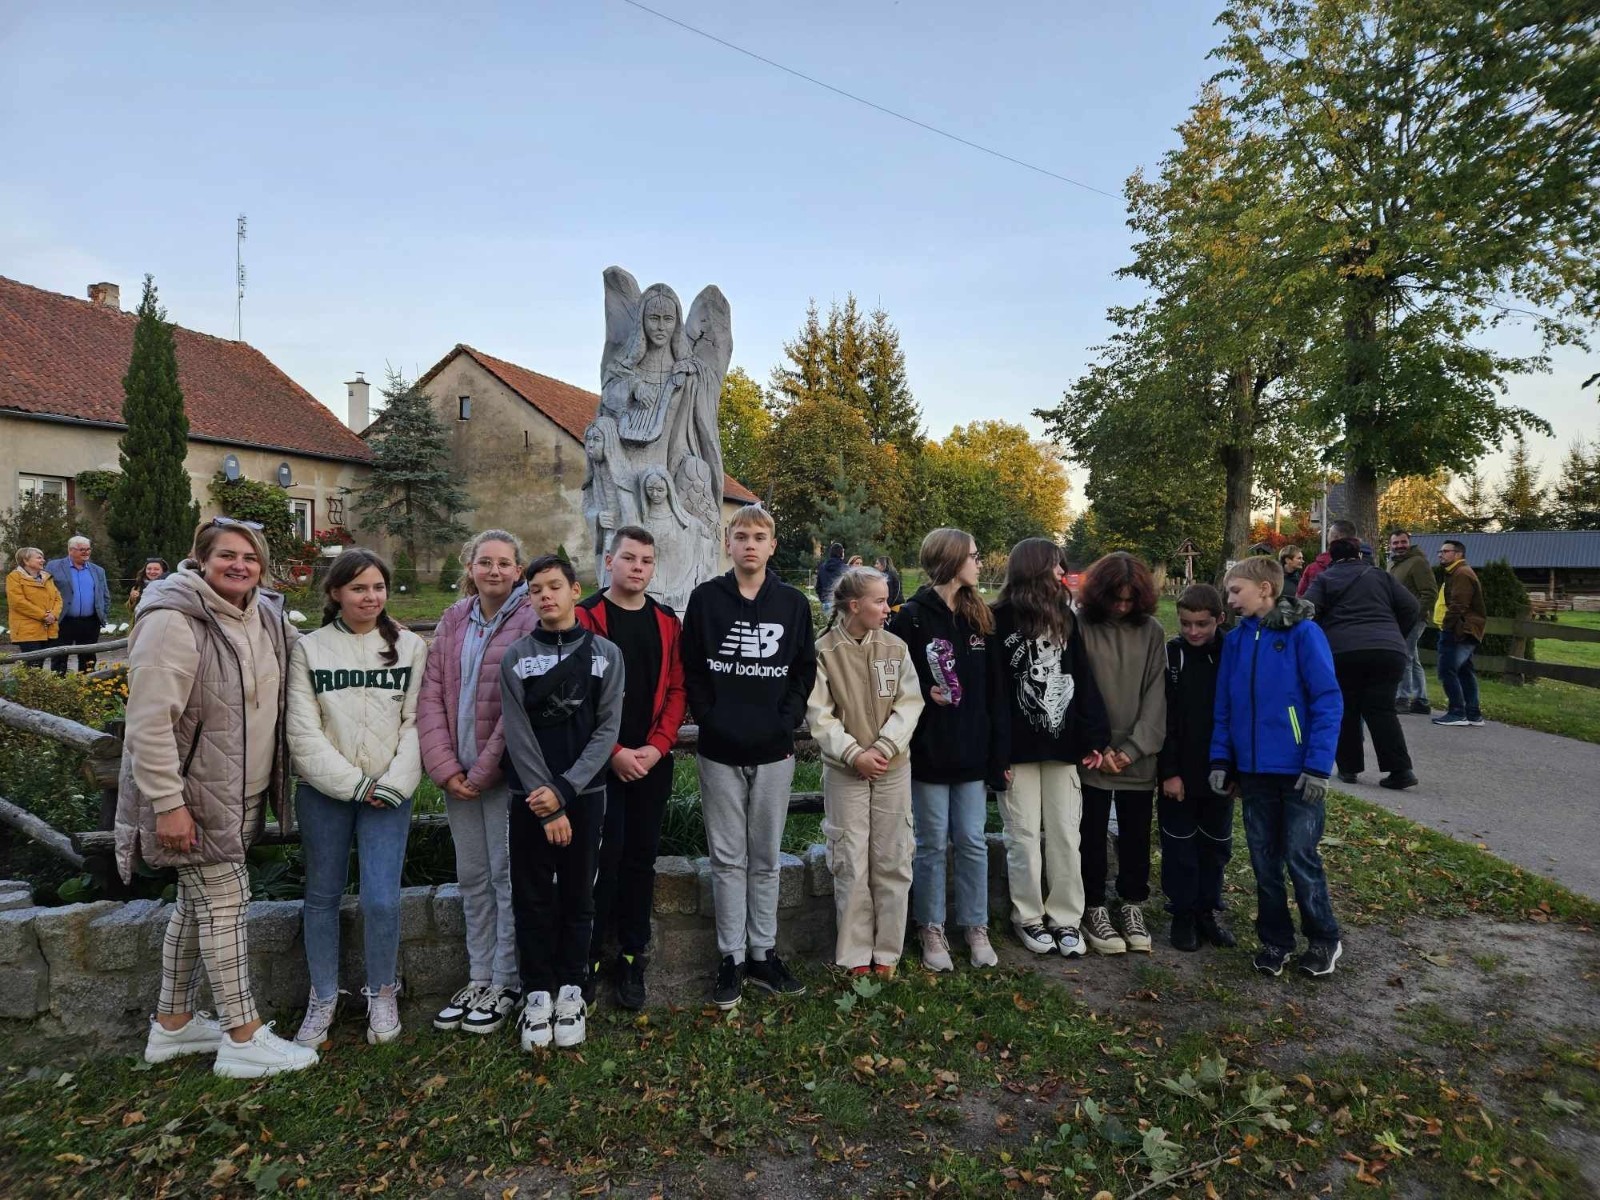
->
[1208, 769, 1229, 797]
[1295, 772, 1328, 804]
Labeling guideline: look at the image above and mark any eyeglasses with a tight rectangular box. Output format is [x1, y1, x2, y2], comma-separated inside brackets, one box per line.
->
[210, 516, 264, 532]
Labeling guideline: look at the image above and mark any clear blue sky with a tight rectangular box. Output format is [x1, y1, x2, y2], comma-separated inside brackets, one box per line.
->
[3, 0, 1591, 489]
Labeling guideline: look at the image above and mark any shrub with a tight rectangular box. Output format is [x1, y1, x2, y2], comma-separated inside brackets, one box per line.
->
[0, 669, 126, 835]
[393, 549, 419, 595]
[0, 492, 81, 563]
[437, 552, 462, 592]
[1478, 559, 1532, 659]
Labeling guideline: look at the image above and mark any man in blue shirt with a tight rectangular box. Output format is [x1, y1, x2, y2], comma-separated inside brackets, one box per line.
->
[45, 536, 111, 674]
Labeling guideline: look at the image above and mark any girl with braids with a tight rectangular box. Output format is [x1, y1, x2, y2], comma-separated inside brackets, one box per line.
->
[888, 528, 1008, 972]
[806, 567, 924, 975]
[286, 548, 428, 1048]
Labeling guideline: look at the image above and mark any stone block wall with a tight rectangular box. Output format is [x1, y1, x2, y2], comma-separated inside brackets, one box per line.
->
[0, 834, 1014, 1052]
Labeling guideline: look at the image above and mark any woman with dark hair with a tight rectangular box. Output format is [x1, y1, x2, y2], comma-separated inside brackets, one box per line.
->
[286, 548, 429, 1049]
[874, 555, 903, 608]
[991, 538, 1111, 958]
[128, 557, 172, 613]
[1075, 552, 1168, 956]
[887, 528, 1006, 972]
[116, 517, 316, 1078]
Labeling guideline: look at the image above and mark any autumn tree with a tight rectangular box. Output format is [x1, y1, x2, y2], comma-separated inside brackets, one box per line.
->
[763, 395, 904, 560]
[1378, 472, 1463, 534]
[1214, 0, 1597, 534]
[717, 367, 771, 497]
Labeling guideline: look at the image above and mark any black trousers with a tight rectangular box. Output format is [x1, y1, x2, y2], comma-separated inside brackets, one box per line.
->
[590, 753, 674, 960]
[1158, 780, 1234, 915]
[50, 615, 102, 674]
[509, 787, 605, 994]
[1081, 785, 1154, 905]
[1332, 649, 1412, 774]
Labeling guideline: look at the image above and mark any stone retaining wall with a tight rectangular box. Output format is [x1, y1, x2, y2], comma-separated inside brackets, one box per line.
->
[0, 836, 1013, 1050]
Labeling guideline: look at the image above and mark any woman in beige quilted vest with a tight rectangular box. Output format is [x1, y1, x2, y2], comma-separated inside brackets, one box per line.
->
[114, 517, 318, 1079]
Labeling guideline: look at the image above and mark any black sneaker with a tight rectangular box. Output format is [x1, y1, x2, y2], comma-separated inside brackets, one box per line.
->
[1169, 912, 1200, 952]
[461, 985, 520, 1035]
[1336, 770, 1360, 784]
[713, 955, 744, 1011]
[1410, 700, 1432, 715]
[1196, 911, 1237, 948]
[582, 960, 601, 1007]
[1253, 945, 1293, 977]
[614, 953, 647, 1011]
[1297, 940, 1343, 977]
[1379, 770, 1418, 790]
[745, 952, 807, 998]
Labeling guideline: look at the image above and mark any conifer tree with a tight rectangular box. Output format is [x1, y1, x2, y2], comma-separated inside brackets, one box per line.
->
[356, 369, 471, 564]
[1552, 436, 1600, 531]
[1454, 469, 1496, 533]
[108, 276, 200, 582]
[1494, 438, 1550, 531]
[809, 466, 884, 557]
[861, 306, 923, 452]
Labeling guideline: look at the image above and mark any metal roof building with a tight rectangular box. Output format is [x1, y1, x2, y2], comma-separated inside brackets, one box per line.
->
[1407, 532, 1600, 597]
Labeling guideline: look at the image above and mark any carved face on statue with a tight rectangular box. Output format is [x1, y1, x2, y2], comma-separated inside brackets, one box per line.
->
[643, 294, 677, 349]
[644, 472, 669, 507]
[585, 424, 605, 459]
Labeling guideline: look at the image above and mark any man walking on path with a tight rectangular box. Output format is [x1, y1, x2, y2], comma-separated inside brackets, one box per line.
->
[1432, 540, 1487, 728]
[45, 536, 110, 674]
[1387, 530, 1439, 715]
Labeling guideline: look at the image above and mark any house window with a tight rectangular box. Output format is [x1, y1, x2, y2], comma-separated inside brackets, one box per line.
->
[289, 498, 313, 543]
[327, 496, 345, 526]
[18, 474, 70, 502]
[458, 395, 471, 421]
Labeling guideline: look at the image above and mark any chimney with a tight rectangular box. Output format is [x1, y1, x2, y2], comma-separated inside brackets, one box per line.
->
[346, 372, 370, 431]
[87, 282, 120, 311]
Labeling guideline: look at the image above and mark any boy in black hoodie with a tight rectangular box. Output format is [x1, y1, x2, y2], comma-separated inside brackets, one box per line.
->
[1156, 584, 1235, 952]
[681, 505, 818, 1010]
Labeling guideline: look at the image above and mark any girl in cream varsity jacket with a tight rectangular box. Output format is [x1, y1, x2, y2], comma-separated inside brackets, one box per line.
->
[286, 549, 428, 1048]
[805, 568, 925, 972]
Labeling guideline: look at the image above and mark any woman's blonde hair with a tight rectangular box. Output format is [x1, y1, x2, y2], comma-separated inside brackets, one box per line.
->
[458, 529, 526, 597]
[828, 566, 887, 629]
[191, 518, 271, 570]
[14, 547, 44, 568]
[919, 527, 992, 636]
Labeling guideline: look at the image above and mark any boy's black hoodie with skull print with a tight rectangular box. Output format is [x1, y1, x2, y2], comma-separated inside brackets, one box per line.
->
[991, 601, 1111, 768]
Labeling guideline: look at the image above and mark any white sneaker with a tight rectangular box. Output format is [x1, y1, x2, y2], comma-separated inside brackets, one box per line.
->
[519, 991, 553, 1051]
[294, 990, 339, 1048]
[918, 924, 954, 973]
[1013, 920, 1055, 955]
[462, 985, 520, 1035]
[965, 926, 999, 969]
[213, 1023, 318, 1079]
[1083, 907, 1127, 955]
[363, 983, 402, 1045]
[434, 982, 488, 1032]
[553, 985, 587, 1048]
[1051, 925, 1086, 958]
[1119, 903, 1152, 953]
[144, 1012, 223, 1063]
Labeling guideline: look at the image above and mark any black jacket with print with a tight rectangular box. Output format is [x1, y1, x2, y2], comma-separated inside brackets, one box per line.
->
[991, 602, 1110, 767]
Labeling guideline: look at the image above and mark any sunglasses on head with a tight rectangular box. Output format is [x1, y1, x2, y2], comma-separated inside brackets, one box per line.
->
[209, 515, 264, 532]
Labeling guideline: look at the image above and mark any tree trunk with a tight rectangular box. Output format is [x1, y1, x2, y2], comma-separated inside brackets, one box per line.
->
[1220, 442, 1255, 574]
[1340, 277, 1383, 540]
[1344, 459, 1380, 544]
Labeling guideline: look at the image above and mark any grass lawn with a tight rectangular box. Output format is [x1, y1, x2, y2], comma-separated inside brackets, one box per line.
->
[3, 795, 1598, 1198]
[1532, 610, 1600, 669]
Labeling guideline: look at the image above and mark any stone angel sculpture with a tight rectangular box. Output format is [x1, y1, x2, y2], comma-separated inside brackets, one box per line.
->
[597, 266, 732, 592]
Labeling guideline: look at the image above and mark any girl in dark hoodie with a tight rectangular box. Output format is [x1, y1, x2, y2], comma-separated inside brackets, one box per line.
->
[887, 528, 1006, 972]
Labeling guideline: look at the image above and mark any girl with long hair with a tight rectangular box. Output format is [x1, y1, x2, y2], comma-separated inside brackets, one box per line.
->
[286, 548, 428, 1049]
[1075, 552, 1168, 956]
[887, 528, 1006, 971]
[807, 567, 925, 975]
[991, 538, 1112, 958]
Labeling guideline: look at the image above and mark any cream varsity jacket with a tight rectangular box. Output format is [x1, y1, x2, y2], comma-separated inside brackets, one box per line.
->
[806, 624, 925, 771]
[286, 619, 428, 807]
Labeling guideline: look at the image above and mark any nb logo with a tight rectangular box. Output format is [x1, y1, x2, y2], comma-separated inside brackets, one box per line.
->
[717, 621, 783, 660]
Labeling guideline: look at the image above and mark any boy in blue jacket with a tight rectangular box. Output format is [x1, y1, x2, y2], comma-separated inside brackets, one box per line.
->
[1209, 557, 1345, 978]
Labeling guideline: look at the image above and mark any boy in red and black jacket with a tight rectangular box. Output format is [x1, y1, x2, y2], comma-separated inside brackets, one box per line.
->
[575, 526, 687, 1010]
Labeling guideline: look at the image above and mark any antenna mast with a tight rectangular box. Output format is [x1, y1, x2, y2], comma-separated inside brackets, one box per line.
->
[235, 214, 248, 342]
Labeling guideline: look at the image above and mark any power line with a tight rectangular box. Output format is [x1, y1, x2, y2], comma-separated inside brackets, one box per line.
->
[616, 0, 1122, 201]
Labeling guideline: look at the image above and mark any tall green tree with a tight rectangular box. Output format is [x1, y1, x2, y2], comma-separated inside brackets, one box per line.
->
[1494, 437, 1550, 531]
[717, 367, 772, 497]
[1214, 0, 1597, 535]
[1552, 434, 1600, 530]
[861, 306, 923, 452]
[810, 467, 884, 557]
[769, 300, 829, 416]
[107, 276, 200, 581]
[1454, 468, 1496, 533]
[356, 369, 471, 564]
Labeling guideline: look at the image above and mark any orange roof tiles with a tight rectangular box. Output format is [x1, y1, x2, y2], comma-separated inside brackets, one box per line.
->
[0, 275, 371, 463]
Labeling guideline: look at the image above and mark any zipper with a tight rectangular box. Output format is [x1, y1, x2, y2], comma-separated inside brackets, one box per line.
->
[1287, 705, 1302, 745]
[180, 721, 205, 776]
[1249, 627, 1261, 772]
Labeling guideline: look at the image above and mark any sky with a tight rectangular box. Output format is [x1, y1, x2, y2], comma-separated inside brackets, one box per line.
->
[3, 0, 1593, 493]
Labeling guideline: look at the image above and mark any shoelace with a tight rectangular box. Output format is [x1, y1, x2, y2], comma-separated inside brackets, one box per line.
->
[303, 993, 338, 1028]
[448, 983, 488, 1013]
[1123, 908, 1149, 936]
[362, 985, 400, 1029]
[969, 927, 992, 946]
[923, 926, 950, 953]
[1087, 910, 1117, 937]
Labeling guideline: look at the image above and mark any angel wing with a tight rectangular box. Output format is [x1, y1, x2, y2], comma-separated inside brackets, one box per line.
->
[601, 265, 642, 381]
[684, 284, 733, 383]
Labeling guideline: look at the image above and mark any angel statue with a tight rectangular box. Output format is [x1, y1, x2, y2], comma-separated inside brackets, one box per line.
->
[598, 266, 732, 593]
[581, 415, 636, 587]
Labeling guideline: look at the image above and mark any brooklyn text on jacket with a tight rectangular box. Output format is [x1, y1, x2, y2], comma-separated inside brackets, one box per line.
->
[308, 666, 416, 694]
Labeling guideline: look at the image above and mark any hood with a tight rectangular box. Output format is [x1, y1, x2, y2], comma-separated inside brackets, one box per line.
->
[903, 584, 951, 617]
[1261, 595, 1316, 630]
[710, 567, 783, 604]
[139, 568, 282, 627]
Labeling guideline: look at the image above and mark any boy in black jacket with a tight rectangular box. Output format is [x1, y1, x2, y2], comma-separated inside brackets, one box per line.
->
[1156, 584, 1235, 952]
[681, 506, 818, 1010]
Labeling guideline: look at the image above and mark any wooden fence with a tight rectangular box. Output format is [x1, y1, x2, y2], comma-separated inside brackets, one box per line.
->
[1418, 614, 1600, 689]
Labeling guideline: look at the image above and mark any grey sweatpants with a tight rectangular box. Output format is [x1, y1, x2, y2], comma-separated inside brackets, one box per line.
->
[698, 755, 796, 959]
[445, 782, 519, 989]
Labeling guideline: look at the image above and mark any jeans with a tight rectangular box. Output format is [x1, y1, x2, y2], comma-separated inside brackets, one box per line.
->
[1436, 631, 1481, 720]
[591, 753, 674, 959]
[1332, 649, 1412, 775]
[1396, 620, 1428, 705]
[1238, 772, 1339, 950]
[509, 786, 605, 993]
[1157, 779, 1233, 916]
[297, 783, 414, 1000]
[911, 779, 989, 929]
[1080, 785, 1153, 905]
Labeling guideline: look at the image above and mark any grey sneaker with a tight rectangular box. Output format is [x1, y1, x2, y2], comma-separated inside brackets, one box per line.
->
[294, 990, 339, 1048]
[965, 926, 998, 969]
[919, 924, 955, 972]
[1119, 904, 1152, 953]
[362, 983, 401, 1045]
[1296, 940, 1343, 978]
